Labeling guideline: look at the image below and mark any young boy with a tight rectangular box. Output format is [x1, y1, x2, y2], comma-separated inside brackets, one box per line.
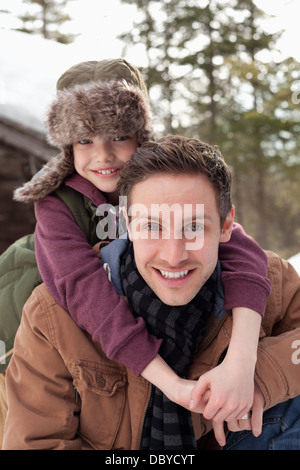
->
[13, 59, 271, 441]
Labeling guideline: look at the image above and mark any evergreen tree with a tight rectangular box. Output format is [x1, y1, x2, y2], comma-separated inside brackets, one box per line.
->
[120, 0, 300, 257]
[218, 1, 300, 254]
[17, 0, 76, 44]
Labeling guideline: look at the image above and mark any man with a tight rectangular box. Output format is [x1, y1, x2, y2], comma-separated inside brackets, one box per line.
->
[3, 135, 300, 450]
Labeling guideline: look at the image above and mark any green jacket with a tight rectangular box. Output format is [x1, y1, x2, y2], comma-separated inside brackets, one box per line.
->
[0, 183, 99, 372]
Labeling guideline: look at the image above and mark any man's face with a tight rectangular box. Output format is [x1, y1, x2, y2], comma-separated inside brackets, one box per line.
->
[126, 173, 234, 306]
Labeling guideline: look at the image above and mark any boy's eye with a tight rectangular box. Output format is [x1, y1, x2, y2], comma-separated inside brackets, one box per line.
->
[78, 139, 93, 145]
[113, 136, 129, 142]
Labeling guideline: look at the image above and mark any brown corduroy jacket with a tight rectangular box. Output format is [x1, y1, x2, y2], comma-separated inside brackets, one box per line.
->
[3, 251, 300, 450]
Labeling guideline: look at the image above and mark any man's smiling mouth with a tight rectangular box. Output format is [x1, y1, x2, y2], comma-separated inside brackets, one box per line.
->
[159, 269, 189, 279]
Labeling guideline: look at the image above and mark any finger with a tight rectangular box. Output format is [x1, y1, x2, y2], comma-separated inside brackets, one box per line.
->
[190, 376, 210, 408]
[212, 401, 252, 424]
[190, 389, 210, 412]
[212, 420, 226, 447]
[190, 389, 210, 413]
[203, 399, 222, 420]
[236, 404, 252, 420]
[235, 406, 252, 421]
[226, 418, 241, 433]
[237, 418, 252, 431]
[251, 402, 263, 437]
[211, 405, 238, 423]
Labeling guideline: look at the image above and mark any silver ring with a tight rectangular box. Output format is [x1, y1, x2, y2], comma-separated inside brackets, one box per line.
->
[241, 413, 250, 420]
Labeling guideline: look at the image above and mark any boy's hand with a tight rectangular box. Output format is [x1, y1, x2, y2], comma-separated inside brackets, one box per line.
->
[140, 355, 197, 410]
[162, 376, 196, 410]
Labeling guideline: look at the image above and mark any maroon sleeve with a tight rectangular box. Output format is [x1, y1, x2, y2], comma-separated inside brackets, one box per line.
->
[34, 195, 161, 376]
[218, 223, 271, 317]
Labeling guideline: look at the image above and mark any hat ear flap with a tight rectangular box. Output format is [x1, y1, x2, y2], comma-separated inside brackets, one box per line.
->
[13, 147, 74, 203]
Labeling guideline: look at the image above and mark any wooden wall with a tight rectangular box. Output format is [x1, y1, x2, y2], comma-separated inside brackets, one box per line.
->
[0, 117, 56, 254]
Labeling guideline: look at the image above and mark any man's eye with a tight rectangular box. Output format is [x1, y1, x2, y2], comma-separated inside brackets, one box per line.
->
[146, 224, 160, 231]
[185, 223, 204, 232]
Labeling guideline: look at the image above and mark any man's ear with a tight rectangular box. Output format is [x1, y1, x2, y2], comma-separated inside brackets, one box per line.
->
[220, 206, 235, 242]
[122, 206, 133, 241]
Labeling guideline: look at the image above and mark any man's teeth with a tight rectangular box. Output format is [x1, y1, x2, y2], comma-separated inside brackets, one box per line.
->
[97, 169, 118, 175]
[159, 270, 189, 279]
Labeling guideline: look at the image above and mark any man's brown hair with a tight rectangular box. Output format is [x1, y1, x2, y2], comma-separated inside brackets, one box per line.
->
[117, 135, 232, 226]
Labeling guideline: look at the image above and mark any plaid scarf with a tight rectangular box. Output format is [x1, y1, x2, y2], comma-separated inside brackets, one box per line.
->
[120, 243, 217, 450]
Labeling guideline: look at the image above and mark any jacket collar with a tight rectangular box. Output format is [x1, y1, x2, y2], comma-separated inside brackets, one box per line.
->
[64, 173, 108, 207]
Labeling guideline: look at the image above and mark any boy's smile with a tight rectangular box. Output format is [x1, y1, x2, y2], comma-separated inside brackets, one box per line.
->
[93, 168, 120, 176]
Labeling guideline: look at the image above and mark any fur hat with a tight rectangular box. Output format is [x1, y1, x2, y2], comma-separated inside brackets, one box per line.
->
[14, 59, 153, 202]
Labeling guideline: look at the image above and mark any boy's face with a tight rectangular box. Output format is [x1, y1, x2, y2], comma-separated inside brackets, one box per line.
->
[126, 173, 234, 306]
[73, 135, 138, 203]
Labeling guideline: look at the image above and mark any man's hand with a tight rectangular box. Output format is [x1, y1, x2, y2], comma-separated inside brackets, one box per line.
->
[212, 382, 265, 447]
[189, 355, 254, 422]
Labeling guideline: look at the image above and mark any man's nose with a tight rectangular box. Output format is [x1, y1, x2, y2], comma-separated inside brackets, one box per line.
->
[158, 236, 189, 267]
